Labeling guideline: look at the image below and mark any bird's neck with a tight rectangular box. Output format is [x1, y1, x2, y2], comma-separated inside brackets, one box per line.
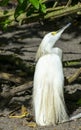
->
[35, 41, 54, 61]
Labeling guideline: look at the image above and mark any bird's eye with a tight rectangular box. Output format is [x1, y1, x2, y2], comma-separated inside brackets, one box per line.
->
[51, 32, 57, 35]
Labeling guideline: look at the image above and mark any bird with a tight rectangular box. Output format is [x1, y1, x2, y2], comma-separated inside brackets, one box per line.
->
[35, 23, 71, 61]
[33, 23, 71, 126]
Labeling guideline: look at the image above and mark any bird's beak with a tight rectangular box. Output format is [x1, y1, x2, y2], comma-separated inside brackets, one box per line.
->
[57, 23, 71, 34]
[51, 23, 71, 36]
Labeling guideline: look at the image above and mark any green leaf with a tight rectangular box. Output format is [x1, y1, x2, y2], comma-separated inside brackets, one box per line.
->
[15, 4, 24, 18]
[14, 0, 28, 19]
[0, 0, 9, 6]
[40, 4, 46, 13]
[18, 0, 24, 4]
[29, 0, 40, 10]
[0, 18, 12, 30]
[77, 98, 81, 105]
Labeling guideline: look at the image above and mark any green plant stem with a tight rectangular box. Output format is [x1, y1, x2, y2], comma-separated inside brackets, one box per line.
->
[0, 3, 81, 26]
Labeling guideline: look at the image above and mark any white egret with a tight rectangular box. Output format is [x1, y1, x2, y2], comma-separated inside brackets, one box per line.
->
[33, 23, 81, 126]
[33, 23, 71, 126]
[35, 23, 71, 61]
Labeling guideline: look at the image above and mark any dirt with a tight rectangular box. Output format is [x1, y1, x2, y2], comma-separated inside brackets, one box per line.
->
[0, 21, 81, 130]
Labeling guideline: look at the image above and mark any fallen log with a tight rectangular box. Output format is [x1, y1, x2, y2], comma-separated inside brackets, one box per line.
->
[0, 68, 81, 99]
[0, 81, 33, 98]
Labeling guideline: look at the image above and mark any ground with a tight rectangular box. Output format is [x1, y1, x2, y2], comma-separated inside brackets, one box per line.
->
[0, 21, 81, 130]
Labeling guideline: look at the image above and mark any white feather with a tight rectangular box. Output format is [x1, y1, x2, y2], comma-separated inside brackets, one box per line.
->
[33, 54, 69, 126]
[33, 23, 71, 126]
[36, 23, 71, 61]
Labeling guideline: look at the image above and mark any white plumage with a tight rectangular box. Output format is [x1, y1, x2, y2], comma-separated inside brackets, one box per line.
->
[35, 23, 71, 61]
[33, 23, 71, 126]
[33, 54, 68, 126]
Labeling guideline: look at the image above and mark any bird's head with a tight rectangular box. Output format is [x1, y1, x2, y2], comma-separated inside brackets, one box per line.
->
[36, 23, 71, 61]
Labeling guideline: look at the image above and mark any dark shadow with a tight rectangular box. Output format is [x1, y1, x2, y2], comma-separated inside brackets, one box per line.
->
[0, 86, 33, 111]
[64, 52, 81, 55]
[0, 21, 81, 47]
[64, 89, 81, 115]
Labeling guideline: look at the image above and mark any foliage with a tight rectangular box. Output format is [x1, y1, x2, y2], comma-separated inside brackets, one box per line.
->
[0, 0, 46, 29]
[0, 0, 46, 17]
[0, 0, 81, 29]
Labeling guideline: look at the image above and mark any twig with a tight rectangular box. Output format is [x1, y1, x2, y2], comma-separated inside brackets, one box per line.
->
[0, 3, 81, 27]
[45, 3, 81, 20]
[0, 67, 81, 99]
[63, 59, 81, 67]
[0, 81, 33, 98]
[0, 72, 24, 84]
[66, 0, 72, 7]
[53, 0, 59, 7]
[67, 68, 81, 84]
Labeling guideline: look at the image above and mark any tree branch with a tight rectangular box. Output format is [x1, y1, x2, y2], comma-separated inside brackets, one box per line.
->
[0, 68, 81, 100]
[0, 72, 24, 84]
[0, 81, 33, 98]
[0, 3, 81, 27]
[67, 68, 81, 84]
